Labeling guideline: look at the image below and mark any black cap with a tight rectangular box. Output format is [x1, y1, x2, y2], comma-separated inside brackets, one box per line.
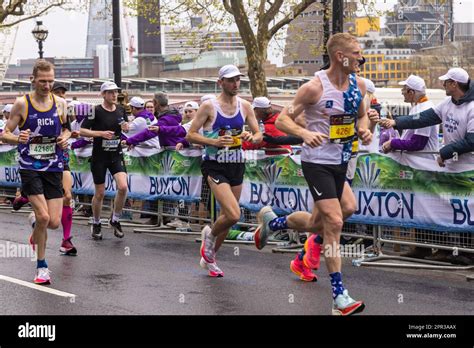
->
[52, 81, 68, 92]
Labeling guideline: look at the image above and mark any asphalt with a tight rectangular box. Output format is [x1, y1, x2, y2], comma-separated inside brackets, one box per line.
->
[0, 209, 472, 315]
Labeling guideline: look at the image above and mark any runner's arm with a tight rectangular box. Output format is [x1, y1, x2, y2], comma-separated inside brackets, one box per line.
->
[2, 97, 26, 144]
[242, 101, 262, 143]
[275, 83, 315, 137]
[186, 101, 218, 146]
[57, 98, 71, 148]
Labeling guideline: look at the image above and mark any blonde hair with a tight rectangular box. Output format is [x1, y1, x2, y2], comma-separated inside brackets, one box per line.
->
[32, 59, 54, 78]
[327, 33, 358, 60]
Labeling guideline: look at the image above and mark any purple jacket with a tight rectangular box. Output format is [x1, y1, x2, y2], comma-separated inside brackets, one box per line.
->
[125, 108, 188, 147]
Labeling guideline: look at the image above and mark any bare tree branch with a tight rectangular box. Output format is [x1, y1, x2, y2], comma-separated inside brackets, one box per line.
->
[1, 0, 66, 28]
[222, 0, 233, 16]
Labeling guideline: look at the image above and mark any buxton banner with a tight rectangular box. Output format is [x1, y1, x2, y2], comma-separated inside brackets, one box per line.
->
[240, 152, 473, 233]
[0, 146, 203, 202]
[0, 145, 472, 232]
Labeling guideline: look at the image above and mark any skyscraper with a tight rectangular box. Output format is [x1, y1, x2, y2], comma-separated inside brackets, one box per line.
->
[85, 0, 113, 78]
[137, 0, 163, 77]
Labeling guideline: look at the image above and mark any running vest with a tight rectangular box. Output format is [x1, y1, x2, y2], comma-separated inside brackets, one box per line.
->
[18, 94, 64, 172]
[203, 97, 245, 161]
[301, 70, 362, 165]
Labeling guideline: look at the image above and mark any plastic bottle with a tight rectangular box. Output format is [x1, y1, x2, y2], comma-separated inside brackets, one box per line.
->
[224, 125, 232, 150]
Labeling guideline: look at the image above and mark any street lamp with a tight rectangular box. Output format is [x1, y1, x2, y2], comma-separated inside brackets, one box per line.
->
[32, 21, 48, 59]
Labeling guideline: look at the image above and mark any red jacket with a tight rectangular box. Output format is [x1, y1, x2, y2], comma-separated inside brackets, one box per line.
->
[242, 112, 292, 155]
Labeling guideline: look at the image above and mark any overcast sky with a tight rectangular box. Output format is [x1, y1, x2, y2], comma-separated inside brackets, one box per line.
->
[10, 0, 474, 66]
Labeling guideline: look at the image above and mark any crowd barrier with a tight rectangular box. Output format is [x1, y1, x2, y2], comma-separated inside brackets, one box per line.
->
[0, 143, 472, 272]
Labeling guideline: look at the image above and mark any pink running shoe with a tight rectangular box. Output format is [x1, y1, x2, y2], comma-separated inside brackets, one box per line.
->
[60, 237, 77, 256]
[200, 257, 224, 277]
[13, 195, 29, 211]
[200, 225, 216, 263]
[29, 234, 36, 252]
[290, 255, 317, 282]
[34, 267, 51, 285]
[303, 234, 322, 270]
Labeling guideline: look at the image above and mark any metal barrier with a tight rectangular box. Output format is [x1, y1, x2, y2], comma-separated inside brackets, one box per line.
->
[0, 145, 472, 275]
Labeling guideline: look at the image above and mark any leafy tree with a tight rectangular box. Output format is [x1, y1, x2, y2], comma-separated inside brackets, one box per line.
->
[127, 0, 319, 97]
[0, 0, 84, 29]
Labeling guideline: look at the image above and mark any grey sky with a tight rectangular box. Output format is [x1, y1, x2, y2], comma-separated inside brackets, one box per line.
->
[10, 0, 474, 66]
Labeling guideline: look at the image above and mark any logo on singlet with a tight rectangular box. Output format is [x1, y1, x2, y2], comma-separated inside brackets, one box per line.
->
[325, 101, 334, 109]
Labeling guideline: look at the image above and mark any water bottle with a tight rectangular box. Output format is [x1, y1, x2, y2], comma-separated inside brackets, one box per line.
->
[146, 118, 151, 126]
[259, 121, 265, 134]
[380, 102, 388, 119]
[224, 125, 232, 150]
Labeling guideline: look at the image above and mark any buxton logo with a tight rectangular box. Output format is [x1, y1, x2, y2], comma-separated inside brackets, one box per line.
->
[356, 156, 381, 187]
[262, 162, 282, 186]
[160, 152, 176, 175]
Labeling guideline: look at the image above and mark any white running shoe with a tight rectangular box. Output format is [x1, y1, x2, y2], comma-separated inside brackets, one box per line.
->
[200, 225, 216, 263]
[332, 289, 365, 316]
[200, 257, 224, 277]
[254, 206, 277, 250]
[28, 212, 36, 229]
[166, 219, 186, 228]
[34, 267, 51, 285]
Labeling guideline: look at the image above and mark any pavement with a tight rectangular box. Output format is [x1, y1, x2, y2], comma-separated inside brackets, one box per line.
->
[0, 209, 472, 315]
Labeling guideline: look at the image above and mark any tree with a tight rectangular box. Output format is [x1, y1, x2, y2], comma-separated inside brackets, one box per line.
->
[0, 0, 84, 29]
[127, 0, 319, 97]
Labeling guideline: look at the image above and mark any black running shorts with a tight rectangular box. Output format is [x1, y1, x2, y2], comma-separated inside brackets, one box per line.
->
[90, 156, 127, 185]
[19, 169, 64, 200]
[301, 161, 348, 202]
[201, 160, 245, 187]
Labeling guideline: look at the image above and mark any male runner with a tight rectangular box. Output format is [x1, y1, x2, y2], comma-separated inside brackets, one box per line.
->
[186, 65, 263, 277]
[253, 33, 372, 315]
[2, 59, 70, 284]
[80, 81, 129, 240]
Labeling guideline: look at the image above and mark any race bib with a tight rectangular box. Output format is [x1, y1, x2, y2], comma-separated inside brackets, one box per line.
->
[102, 138, 120, 151]
[329, 113, 355, 144]
[29, 136, 57, 159]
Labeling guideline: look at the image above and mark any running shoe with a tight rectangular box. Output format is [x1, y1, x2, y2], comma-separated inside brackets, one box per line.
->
[60, 237, 77, 256]
[290, 255, 317, 282]
[254, 206, 277, 250]
[34, 267, 51, 285]
[13, 196, 29, 211]
[166, 219, 186, 228]
[28, 212, 36, 228]
[200, 257, 224, 277]
[109, 219, 124, 238]
[303, 234, 322, 270]
[91, 223, 102, 240]
[200, 225, 216, 263]
[332, 289, 365, 316]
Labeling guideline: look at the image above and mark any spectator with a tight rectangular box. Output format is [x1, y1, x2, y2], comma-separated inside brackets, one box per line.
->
[242, 96, 300, 155]
[381, 75, 439, 160]
[122, 97, 161, 156]
[124, 92, 187, 148]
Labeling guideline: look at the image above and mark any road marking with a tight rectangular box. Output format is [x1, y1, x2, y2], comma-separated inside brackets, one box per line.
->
[0, 274, 76, 299]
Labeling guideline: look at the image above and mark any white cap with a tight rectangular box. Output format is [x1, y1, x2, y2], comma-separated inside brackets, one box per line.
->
[2, 104, 12, 113]
[129, 96, 145, 108]
[218, 64, 244, 80]
[184, 101, 199, 110]
[252, 96, 271, 109]
[100, 81, 120, 92]
[200, 94, 216, 103]
[362, 78, 376, 94]
[399, 75, 426, 92]
[438, 67, 469, 84]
